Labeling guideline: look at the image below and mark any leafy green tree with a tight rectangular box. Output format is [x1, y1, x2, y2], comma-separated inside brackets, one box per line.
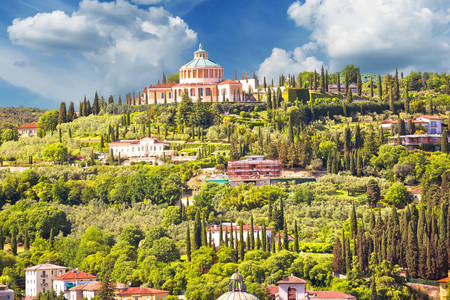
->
[441, 131, 448, 154]
[149, 237, 180, 263]
[38, 110, 58, 135]
[342, 65, 360, 84]
[366, 180, 380, 207]
[384, 183, 410, 207]
[42, 143, 68, 163]
[119, 225, 144, 248]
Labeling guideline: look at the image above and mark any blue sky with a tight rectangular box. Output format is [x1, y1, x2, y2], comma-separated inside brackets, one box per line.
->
[0, 0, 448, 109]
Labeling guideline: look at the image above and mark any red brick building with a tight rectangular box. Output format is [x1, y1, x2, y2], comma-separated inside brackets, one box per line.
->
[227, 156, 281, 179]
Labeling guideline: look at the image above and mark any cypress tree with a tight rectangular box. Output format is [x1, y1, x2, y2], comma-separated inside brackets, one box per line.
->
[389, 83, 395, 113]
[93, 91, 100, 115]
[271, 232, 276, 253]
[250, 215, 255, 250]
[201, 218, 207, 247]
[404, 82, 410, 113]
[230, 222, 234, 249]
[337, 72, 341, 93]
[283, 219, 289, 250]
[67, 102, 75, 121]
[11, 229, 17, 256]
[320, 65, 325, 93]
[58, 102, 67, 124]
[347, 89, 353, 103]
[313, 70, 318, 90]
[350, 202, 358, 240]
[332, 237, 345, 274]
[357, 70, 362, 96]
[256, 231, 261, 250]
[294, 220, 299, 253]
[378, 75, 383, 101]
[186, 226, 191, 261]
[344, 73, 349, 94]
[277, 230, 282, 252]
[441, 131, 448, 154]
[262, 224, 267, 251]
[246, 231, 251, 251]
[239, 222, 244, 260]
[370, 76, 374, 98]
[194, 211, 202, 249]
[406, 222, 419, 277]
[219, 223, 223, 245]
[0, 229, 4, 250]
[224, 228, 229, 247]
[370, 277, 377, 300]
[344, 126, 352, 152]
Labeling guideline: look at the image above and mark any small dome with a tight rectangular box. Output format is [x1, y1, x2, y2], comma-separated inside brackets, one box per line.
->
[231, 272, 244, 281]
[217, 291, 259, 300]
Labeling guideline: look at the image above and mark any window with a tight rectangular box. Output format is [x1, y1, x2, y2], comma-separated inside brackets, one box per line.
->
[169, 92, 171, 98]
[199, 88, 203, 96]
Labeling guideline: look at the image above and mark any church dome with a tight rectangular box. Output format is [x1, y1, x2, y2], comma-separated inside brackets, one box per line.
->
[217, 272, 259, 300]
[179, 43, 224, 84]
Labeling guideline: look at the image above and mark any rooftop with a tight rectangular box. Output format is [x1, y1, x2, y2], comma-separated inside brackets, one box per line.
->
[25, 264, 66, 271]
[182, 58, 220, 68]
[18, 122, 38, 129]
[54, 269, 96, 281]
[118, 287, 169, 295]
[277, 275, 307, 285]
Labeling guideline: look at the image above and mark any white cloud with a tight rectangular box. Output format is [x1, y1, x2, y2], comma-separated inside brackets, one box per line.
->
[3, 0, 197, 104]
[286, 0, 449, 72]
[257, 43, 324, 82]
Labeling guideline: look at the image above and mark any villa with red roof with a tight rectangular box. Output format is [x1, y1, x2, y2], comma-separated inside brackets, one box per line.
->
[116, 287, 170, 300]
[267, 275, 355, 300]
[53, 269, 97, 298]
[69, 281, 127, 300]
[380, 115, 448, 151]
[18, 122, 38, 137]
[145, 44, 257, 104]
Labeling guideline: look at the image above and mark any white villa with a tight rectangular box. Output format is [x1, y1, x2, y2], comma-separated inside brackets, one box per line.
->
[109, 137, 170, 159]
[25, 264, 66, 299]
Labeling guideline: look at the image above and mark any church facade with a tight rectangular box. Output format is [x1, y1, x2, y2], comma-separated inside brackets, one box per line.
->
[145, 44, 257, 104]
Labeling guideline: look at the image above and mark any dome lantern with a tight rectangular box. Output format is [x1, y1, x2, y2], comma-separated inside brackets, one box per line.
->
[216, 271, 259, 300]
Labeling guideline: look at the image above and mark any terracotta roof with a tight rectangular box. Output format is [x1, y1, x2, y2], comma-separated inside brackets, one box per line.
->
[266, 286, 278, 296]
[218, 80, 241, 85]
[69, 281, 127, 291]
[109, 137, 168, 145]
[379, 120, 397, 125]
[148, 83, 177, 89]
[55, 270, 96, 281]
[118, 287, 169, 295]
[416, 115, 446, 120]
[437, 277, 450, 283]
[277, 276, 307, 284]
[174, 83, 220, 87]
[307, 290, 355, 299]
[25, 264, 66, 271]
[18, 122, 38, 129]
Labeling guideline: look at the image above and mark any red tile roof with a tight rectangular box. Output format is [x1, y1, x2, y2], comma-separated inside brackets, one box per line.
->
[69, 281, 127, 291]
[218, 79, 241, 85]
[307, 290, 356, 299]
[55, 270, 96, 281]
[18, 122, 38, 129]
[277, 276, 307, 284]
[148, 83, 177, 89]
[118, 287, 169, 296]
[437, 277, 450, 283]
[417, 115, 446, 120]
[266, 286, 278, 296]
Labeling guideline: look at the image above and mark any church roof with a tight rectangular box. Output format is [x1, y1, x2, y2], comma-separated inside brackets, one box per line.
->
[182, 58, 220, 68]
[277, 275, 307, 284]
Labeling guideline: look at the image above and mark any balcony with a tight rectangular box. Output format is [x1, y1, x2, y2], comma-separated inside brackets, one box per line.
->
[41, 282, 48, 287]
[40, 274, 48, 278]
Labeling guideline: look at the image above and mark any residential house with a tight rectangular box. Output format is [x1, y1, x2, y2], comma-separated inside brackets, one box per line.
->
[227, 156, 282, 179]
[18, 122, 38, 137]
[380, 115, 448, 151]
[437, 276, 449, 300]
[109, 137, 170, 159]
[69, 281, 127, 300]
[53, 269, 97, 298]
[116, 287, 170, 300]
[25, 264, 67, 299]
[267, 275, 355, 300]
[0, 285, 14, 300]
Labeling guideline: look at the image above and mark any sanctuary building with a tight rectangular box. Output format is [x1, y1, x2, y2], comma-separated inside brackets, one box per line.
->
[144, 44, 257, 103]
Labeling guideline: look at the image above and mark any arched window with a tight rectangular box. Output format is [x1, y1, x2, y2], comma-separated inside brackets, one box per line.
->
[206, 88, 211, 96]
[288, 287, 296, 300]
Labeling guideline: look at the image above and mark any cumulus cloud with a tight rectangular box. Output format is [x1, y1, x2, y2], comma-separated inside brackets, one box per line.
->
[3, 0, 197, 104]
[257, 43, 324, 82]
[286, 0, 449, 72]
